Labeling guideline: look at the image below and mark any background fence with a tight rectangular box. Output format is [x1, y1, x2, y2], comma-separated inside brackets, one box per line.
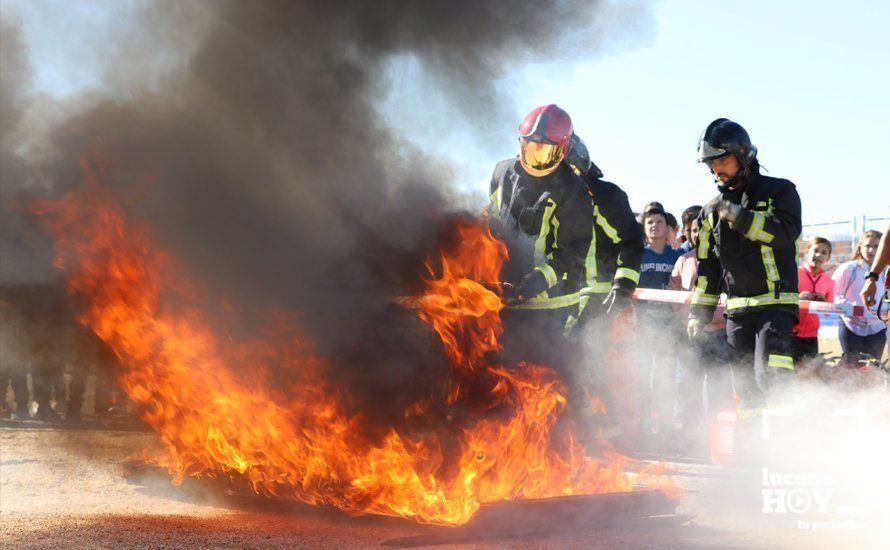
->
[800, 214, 888, 337]
[801, 215, 890, 264]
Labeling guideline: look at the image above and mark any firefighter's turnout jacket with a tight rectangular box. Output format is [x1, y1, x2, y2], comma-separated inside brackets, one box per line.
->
[489, 158, 643, 311]
[579, 176, 644, 313]
[691, 171, 803, 322]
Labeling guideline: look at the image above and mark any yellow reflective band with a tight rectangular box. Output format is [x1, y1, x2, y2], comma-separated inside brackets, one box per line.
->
[745, 211, 764, 240]
[508, 292, 581, 310]
[738, 407, 762, 420]
[696, 275, 708, 293]
[551, 213, 560, 244]
[697, 214, 713, 260]
[615, 267, 640, 284]
[489, 188, 501, 212]
[535, 264, 559, 287]
[580, 282, 613, 295]
[575, 294, 592, 325]
[692, 294, 718, 306]
[745, 212, 774, 244]
[563, 314, 578, 337]
[725, 292, 799, 310]
[760, 244, 781, 285]
[533, 198, 558, 264]
[692, 276, 718, 305]
[585, 211, 598, 287]
[594, 205, 621, 244]
[768, 354, 794, 370]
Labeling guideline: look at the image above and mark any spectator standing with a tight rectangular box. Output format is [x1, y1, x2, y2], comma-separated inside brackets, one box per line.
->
[640, 209, 683, 291]
[860, 223, 890, 361]
[27, 286, 68, 424]
[637, 208, 682, 438]
[639, 201, 664, 224]
[794, 238, 835, 361]
[679, 206, 702, 252]
[642, 201, 664, 214]
[0, 290, 31, 419]
[0, 365, 29, 419]
[832, 230, 887, 359]
[861, 223, 890, 308]
[665, 212, 681, 250]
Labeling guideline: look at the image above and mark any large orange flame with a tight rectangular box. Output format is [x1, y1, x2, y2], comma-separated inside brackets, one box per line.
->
[33, 159, 676, 525]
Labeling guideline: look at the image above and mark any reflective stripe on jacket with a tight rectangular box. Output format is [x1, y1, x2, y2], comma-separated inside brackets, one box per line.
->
[489, 158, 594, 309]
[692, 172, 802, 321]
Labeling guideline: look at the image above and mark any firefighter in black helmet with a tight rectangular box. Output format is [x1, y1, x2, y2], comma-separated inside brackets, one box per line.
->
[565, 133, 644, 445]
[565, 133, 644, 324]
[689, 118, 802, 409]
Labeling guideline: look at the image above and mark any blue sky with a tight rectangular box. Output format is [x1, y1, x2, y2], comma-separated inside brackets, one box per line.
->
[386, 1, 890, 231]
[4, 0, 888, 232]
[512, 0, 890, 229]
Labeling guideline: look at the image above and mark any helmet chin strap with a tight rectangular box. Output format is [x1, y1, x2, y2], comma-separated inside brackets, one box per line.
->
[715, 154, 750, 192]
[716, 175, 742, 193]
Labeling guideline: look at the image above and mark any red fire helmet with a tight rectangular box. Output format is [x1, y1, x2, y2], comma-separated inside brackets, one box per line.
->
[518, 104, 573, 177]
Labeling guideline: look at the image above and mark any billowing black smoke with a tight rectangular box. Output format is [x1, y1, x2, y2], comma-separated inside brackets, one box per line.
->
[1, 1, 651, 427]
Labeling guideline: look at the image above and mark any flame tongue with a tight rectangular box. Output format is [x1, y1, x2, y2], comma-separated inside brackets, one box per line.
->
[33, 160, 664, 525]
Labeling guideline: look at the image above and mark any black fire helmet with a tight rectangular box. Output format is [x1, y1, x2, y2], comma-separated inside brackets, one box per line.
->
[697, 118, 758, 168]
[566, 133, 604, 179]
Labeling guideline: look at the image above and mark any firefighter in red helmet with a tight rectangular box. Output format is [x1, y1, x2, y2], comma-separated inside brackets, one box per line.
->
[488, 105, 592, 353]
[490, 105, 588, 302]
[488, 105, 598, 444]
[516, 104, 574, 178]
[489, 105, 644, 449]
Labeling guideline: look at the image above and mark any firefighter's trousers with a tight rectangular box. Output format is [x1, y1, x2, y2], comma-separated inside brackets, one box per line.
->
[725, 309, 796, 407]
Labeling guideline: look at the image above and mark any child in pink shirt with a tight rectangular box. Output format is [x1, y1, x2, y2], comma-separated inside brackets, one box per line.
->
[794, 237, 835, 360]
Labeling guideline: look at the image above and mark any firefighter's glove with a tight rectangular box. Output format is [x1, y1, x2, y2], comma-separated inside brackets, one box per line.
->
[602, 286, 633, 316]
[687, 317, 707, 342]
[500, 282, 518, 304]
[716, 200, 743, 226]
[505, 270, 548, 306]
[502, 282, 529, 307]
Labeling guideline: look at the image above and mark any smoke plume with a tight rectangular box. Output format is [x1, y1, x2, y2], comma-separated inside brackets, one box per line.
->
[1, 1, 652, 426]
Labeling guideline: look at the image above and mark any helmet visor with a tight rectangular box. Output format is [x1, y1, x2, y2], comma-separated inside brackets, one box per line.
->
[697, 139, 728, 163]
[519, 138, 563, 177]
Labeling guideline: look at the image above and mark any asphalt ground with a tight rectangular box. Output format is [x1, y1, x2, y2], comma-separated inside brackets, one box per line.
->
[3, 422, 887, 549]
